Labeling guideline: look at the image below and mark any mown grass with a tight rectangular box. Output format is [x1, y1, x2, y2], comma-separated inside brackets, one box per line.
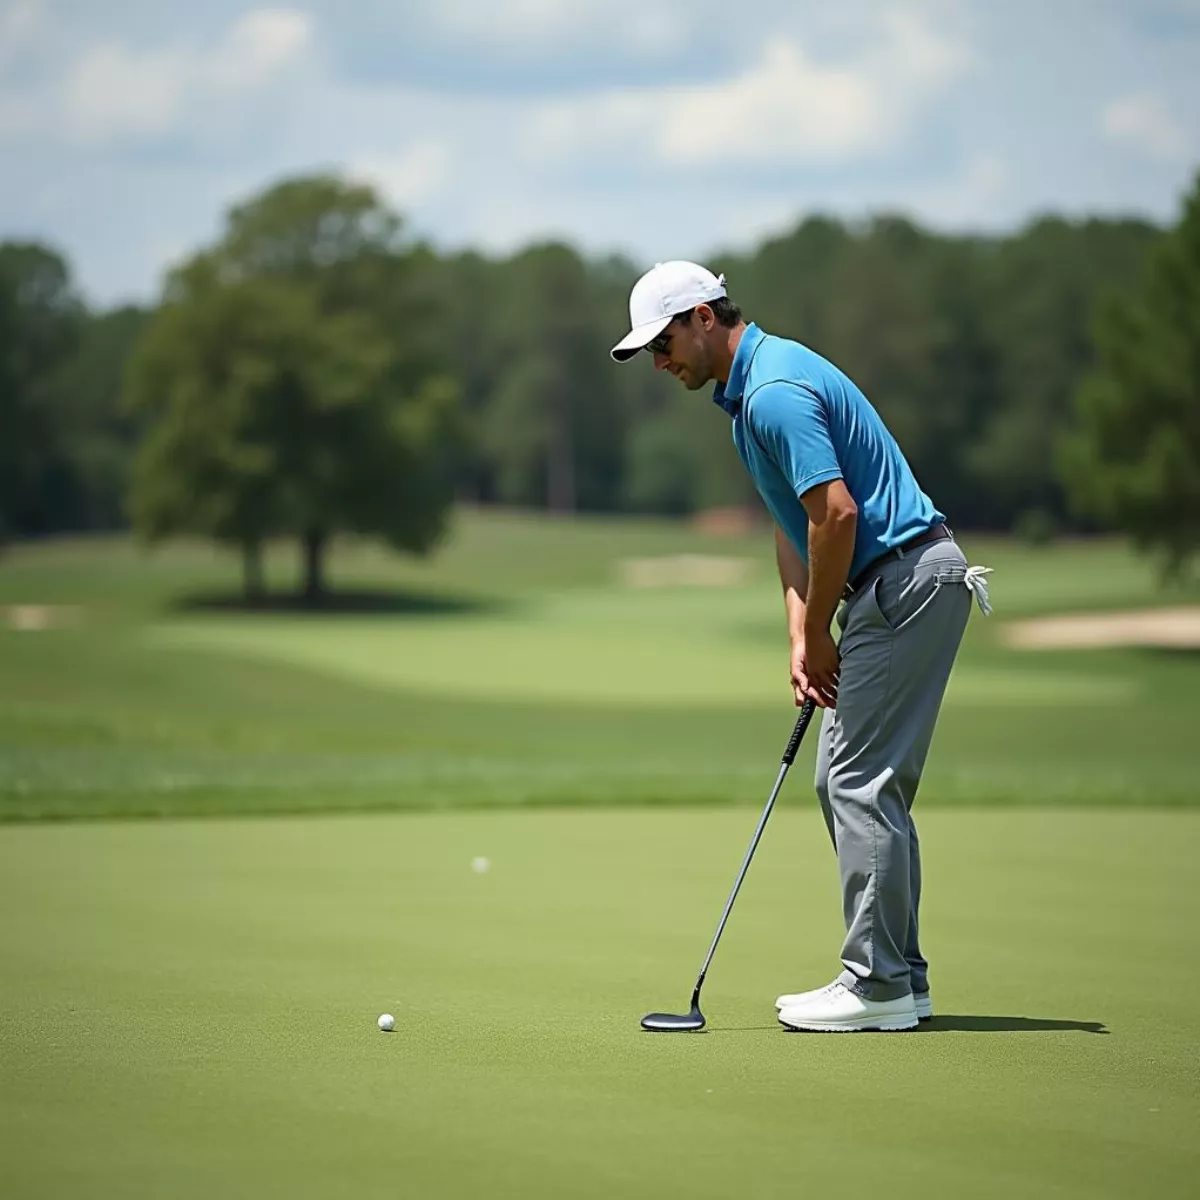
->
[1, 510, 1198, 820]
[1, 808, 1197, 1199]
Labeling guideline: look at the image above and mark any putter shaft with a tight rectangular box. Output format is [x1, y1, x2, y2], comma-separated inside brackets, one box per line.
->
[642, 700, 817, 1031]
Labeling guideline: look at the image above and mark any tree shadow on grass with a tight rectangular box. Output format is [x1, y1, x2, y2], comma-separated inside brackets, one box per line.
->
[923, 1015, 1108, 1034]
[171, 588, 510, 618]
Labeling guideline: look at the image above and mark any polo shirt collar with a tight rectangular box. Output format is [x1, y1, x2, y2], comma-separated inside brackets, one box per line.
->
[712, 323, 765, 416]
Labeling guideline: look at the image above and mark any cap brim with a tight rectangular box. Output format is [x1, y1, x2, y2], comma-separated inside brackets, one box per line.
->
[610, 315, 672, 363]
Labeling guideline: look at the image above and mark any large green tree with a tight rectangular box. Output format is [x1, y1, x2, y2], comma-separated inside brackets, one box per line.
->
[1061, 172, 1200, 575]
[125, 179, 458, 599]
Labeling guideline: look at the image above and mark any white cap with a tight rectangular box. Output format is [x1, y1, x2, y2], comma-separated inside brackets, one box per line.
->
[610, 261, 728, 362]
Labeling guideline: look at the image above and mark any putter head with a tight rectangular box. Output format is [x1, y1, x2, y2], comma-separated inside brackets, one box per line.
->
[640, 1004, 706, 1032]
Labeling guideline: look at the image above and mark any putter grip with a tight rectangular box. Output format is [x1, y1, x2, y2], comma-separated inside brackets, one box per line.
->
[782, 699, 818, 765]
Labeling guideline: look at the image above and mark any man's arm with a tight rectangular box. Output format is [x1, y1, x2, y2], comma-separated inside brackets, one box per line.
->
[799, 479, 858, 706]
[746, 380, 855, 705]
[802, 479, 858, 634]
[775, 523, 808, 644]
[775, 525, 811, 707]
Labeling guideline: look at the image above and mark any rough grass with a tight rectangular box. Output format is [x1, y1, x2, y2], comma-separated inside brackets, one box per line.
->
[1, 511, 1198, 820]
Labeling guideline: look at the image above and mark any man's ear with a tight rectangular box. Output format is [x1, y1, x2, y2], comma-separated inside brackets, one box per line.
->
[695, 303, 716, 331]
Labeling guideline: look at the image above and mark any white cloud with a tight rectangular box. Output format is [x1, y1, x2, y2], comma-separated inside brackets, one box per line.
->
[659, 42, 882, 165]
[963, 151, 1008, 198]
[1102, 92, 1190, 161]
[879, 7, 971, 86]
[0, 93, 41, 139]
[60, 8, 313, 146]
[893, 150, 1010, 228]
[350, 140, 454, 209]
[0, 2, 53, 139]
[0, 0, 45, 57]
[430, 0, 679, 55]
[4, 0, 1195, 306]
[434, 0, 592, 40]
[521, 9, 970, 168]
[63, 42, 189, 143]
[209, 9, 313, 92]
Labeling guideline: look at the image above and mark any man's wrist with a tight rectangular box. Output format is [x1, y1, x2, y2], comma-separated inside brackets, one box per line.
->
[803, 613, 834, 640]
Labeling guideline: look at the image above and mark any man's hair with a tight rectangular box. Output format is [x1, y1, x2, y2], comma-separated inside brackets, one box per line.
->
[709, 296, 743, 328]
[673, 296, 743, 331]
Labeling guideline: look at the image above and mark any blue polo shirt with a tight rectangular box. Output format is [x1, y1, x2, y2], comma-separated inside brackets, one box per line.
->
[713, 323, 943, 582]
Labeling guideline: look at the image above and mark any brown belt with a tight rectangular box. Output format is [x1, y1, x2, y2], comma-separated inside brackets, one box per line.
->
[844, 522, 952, 597]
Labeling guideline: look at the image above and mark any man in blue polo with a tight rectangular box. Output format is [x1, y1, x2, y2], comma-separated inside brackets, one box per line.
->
[611, 261, 990, 1032]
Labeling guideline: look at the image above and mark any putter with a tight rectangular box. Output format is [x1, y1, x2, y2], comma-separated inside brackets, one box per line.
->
[641, 698, 819, 1032]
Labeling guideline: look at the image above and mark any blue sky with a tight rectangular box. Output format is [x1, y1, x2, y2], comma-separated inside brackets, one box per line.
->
[1, 0, 1198, 305]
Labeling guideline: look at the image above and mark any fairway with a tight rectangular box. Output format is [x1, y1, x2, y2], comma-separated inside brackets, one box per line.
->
[2, 808, 1197, 1198]
[2, 514, 1200, 819]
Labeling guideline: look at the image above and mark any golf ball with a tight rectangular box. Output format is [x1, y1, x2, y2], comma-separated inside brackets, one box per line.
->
[471, 856, 490, 874]
[377, 1013, 395, 1033]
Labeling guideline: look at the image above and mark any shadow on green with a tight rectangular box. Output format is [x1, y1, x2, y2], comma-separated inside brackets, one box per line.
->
[679, 1016, 1110, 1034]
[171, 586, 509, 617]
[923, 1015, 1109, 1033]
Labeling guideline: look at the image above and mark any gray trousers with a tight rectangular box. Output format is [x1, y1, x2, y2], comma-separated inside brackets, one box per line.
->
[814, 537, 972, 1002]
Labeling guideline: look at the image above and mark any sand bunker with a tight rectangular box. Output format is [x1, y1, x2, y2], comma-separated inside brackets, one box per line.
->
[1004, 606, 1200, 650]
[3, 605, 83, 631]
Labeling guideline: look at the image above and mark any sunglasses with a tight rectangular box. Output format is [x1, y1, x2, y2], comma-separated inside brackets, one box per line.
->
[644, 309, 694, 356]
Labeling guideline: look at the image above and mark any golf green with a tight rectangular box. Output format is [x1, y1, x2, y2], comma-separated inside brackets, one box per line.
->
[2, 808, 1196, 1198]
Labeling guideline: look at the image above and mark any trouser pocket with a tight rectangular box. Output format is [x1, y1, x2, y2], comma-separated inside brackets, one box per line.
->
[871, 552, 962, 633]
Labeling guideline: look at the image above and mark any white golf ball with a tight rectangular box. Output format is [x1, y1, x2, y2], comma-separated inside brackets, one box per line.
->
[471, 856, 490, 874]
[377, 1013, 395, 1032]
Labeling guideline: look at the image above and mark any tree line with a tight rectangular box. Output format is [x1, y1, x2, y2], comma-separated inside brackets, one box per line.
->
[2, 170, 1197, 593]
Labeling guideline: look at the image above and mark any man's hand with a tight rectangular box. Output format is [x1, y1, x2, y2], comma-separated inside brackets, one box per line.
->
[794, 627, 840, 708]
[789, 639, 808, 707]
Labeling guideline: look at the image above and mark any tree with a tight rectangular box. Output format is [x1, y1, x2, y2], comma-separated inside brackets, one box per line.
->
[0, 256, 32, 543]
[973, 216, 1161, 531]
[4, 181, 1173, 546]
[481, 243, 624, 511]
[125, 180, 459, 600]
[723, 216, 998, 517]
[1061, 173, 1200, 576]
[0, 243, 85, 542]
[41, 305, 148, 532]
[622, 416, 696, 515]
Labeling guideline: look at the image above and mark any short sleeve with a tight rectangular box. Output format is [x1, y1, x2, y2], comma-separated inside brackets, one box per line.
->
[745, 381, 843, 497]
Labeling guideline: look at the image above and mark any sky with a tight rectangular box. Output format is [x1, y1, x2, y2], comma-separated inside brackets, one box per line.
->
[1, 0, 1198, 306]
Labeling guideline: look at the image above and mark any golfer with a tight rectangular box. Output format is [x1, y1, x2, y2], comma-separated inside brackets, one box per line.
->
[611, 261, 991, 1032]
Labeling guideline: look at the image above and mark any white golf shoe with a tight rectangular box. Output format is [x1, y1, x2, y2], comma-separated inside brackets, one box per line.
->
[774, 982, 839, 1011]
[776, 986, 932, 1021]
[777, 982, 919, 1032]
